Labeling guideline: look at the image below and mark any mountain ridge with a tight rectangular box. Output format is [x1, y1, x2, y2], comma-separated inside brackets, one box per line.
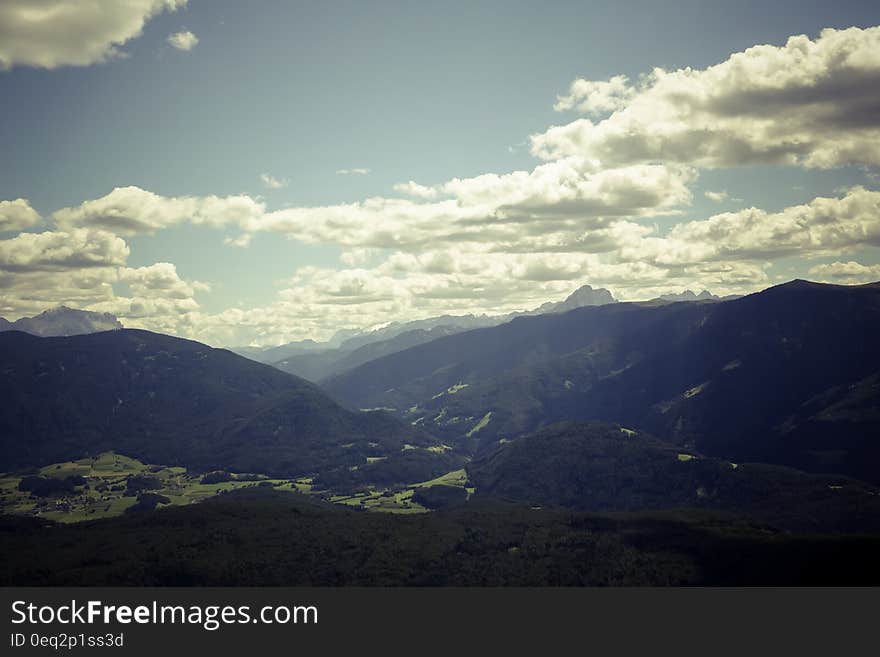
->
[325, 279, 880, 482]
[0, 328, 451, 483]
[261, 283, 619, 381]
[236, 283, 614, 353]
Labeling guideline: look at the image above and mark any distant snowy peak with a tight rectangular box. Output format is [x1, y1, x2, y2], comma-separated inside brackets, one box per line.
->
[657, 289, 719, 302]
[234, 283, 617, 361]
[0, 306, 123, 337]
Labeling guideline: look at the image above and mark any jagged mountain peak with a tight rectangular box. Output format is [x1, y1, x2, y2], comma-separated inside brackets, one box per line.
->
[0, 306, 123, 337]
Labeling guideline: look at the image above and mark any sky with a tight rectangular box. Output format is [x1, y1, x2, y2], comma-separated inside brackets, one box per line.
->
[1, 0, 879, 346]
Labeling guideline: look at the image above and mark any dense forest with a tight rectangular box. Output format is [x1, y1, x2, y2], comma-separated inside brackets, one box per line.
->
[3, 488, 880, 586]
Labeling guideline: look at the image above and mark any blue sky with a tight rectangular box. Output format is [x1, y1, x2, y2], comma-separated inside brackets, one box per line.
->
[1, 1, 879, 345]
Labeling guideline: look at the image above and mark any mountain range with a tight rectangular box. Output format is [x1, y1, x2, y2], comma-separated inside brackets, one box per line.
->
[255, 283, 619, 381]
[2, 279, 880, 585]
[325, 280, 880, 483]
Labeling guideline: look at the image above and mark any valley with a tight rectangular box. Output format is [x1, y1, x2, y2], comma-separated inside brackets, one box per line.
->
[2, 280, 880, 585]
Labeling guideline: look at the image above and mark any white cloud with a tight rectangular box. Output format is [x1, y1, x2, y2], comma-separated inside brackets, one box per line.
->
[0, 228, 126, 319]
[0, 231, 210, 336]
[166, 30, 198, 51]
[248, 161, 693, 251]
[393, 181, 438, 199]
[336, 168, 372, 175]
[617, 187, 880, 267]
[53, 186, 266, 235]
[176, 249, 771, 346]
[0, 228, 129, 272]
[260, 173, 288, 189]
[532, 26, 880, 169]
[0, 199, 41, 232]
[42, 183, 880, 345]
[340, 248, 374, 267]
[807, 261, 880, 283]
[554, 75, 635, 116]
[54, 162, 693, 251]
[0, 268, 120, 320]
[0, 222, 214, 335]
[6, 25, 880, 344]
[119, 262, 206, 300]
[0, 0, 187, 70]
[78, 262, 208, 334]
[237, 186, 877, 340]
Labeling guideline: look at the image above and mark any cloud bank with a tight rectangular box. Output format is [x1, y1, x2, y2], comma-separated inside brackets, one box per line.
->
[2, 26, 879, 344]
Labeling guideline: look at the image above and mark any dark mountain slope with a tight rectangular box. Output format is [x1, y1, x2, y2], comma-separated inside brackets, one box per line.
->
[0, 329, 440, 478]
[582, 280, 880, 478]
[326, 281, 880, 481]
[468, 422, 880, 533]
[326, 299, 704, 410]
[243, 284, 617, 381]
[273, 325, 461, 383]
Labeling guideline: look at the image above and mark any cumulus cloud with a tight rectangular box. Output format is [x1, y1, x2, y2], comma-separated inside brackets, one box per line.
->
[0, 262, 208, 341]
[260, 186, 877, 337]
[0, 199, 41, 232]
[531, 26, 880, 169]
[0, 227, 129, 318]
[0, 0, 187, 70]
[340, 248, 374, 267]
[40, 184, 880, 344]
[0, 228, 126, 319]
[23, 183, 880, 344]
[259, 173, 288, 189]
[250, 161, 693, 250]
[179, 249, 770, 345]
[166, 30, 198, 51]
[54, 162, 693, 251]
[336, 168, 371, 175]
[0, 225, 211, 336]
[53, 186, 266, 235]
[393, 181, 439, 199]
[808, 260, 880, 283]
[92, 262, 209, 332]
[554, 75, 635, 116]
[0, 229, 129, 273]
[5, 24, 880, 344]
[120, 262, 207, 300]
[0, 268, 120, 320]
[616, 187, 880, 267]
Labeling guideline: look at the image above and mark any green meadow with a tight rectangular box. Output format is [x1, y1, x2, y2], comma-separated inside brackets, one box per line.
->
[0, 453, 472, 523]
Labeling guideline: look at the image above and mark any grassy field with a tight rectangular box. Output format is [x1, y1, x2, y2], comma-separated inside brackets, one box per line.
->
[0, 453, 472, 523]
[0, 452, 314, 523]
[323, 468, 475, 514]
[466, 412, 492, 437]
